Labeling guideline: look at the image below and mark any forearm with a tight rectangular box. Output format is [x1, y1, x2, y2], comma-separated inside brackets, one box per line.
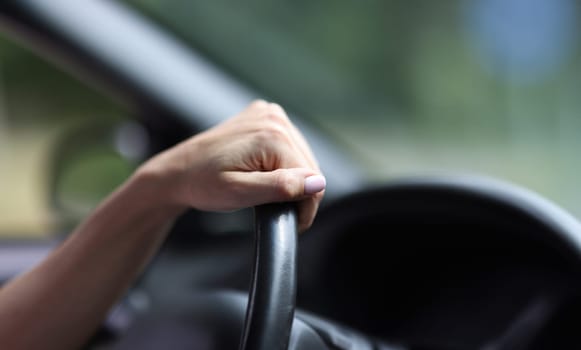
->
[0, 169, 183, 350]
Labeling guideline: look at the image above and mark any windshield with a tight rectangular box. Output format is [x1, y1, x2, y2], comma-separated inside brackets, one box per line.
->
[132, 0, 580, 218]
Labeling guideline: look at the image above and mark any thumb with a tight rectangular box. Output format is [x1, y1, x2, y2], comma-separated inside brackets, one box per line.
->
[224, 168, 326, 207]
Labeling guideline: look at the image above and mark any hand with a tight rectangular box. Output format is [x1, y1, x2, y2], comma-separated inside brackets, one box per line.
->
[138, 100, 326, 231]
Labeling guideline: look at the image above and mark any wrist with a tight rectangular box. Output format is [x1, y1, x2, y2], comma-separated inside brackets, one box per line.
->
[127, 163, 188, 220]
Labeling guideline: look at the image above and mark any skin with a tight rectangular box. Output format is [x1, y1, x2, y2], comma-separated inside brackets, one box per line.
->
[0, 100, 325, 350]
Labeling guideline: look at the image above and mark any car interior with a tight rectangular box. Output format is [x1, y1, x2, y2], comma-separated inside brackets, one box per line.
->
[2, 0, 581, 349]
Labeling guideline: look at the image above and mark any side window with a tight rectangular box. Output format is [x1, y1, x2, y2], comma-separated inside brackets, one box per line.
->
[0, 38, 144, 239]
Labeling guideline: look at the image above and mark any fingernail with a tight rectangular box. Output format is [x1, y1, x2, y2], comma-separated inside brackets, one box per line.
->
[304, 175, 326, 195]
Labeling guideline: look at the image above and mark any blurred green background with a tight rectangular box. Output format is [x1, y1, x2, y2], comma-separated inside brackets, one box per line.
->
[2, 0, 581, 237]
[0, 36, 131, 237]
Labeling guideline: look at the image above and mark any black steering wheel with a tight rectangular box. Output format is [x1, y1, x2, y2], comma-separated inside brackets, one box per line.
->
[241, 177, 581, 350]
[241, 203, 399, 350]
[240, 203, 298, 350]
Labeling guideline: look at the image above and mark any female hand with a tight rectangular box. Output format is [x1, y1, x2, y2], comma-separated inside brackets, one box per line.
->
[139, 100, 326, 231]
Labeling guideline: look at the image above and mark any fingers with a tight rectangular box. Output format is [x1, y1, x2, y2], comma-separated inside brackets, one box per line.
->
[248, 101, 320, 171]
[241, 101, 319, 170]
[223, 167, 325, 232]
[222, 168, 325, 207]
[238, 100, 325, 231]
[266, 103, 320, 171]
[297, 195, 322, 233]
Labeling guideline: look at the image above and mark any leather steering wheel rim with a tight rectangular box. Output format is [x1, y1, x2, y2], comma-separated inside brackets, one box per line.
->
[240, 203, 298, 350]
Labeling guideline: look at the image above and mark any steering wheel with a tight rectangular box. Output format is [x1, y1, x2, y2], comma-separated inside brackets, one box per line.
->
[240, 203, 298, 350]
[242, 177, 581, 350]
[241, 203, 400, 350]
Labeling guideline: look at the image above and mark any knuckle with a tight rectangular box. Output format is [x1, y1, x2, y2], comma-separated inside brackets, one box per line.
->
[265, 112, 288, 125]
[257, 123, 291, 144]
[274, 170, 300, 199]
[250, 99, 269, 110]
[268, 102, 285, 114]
[263, 106, 290, 125]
